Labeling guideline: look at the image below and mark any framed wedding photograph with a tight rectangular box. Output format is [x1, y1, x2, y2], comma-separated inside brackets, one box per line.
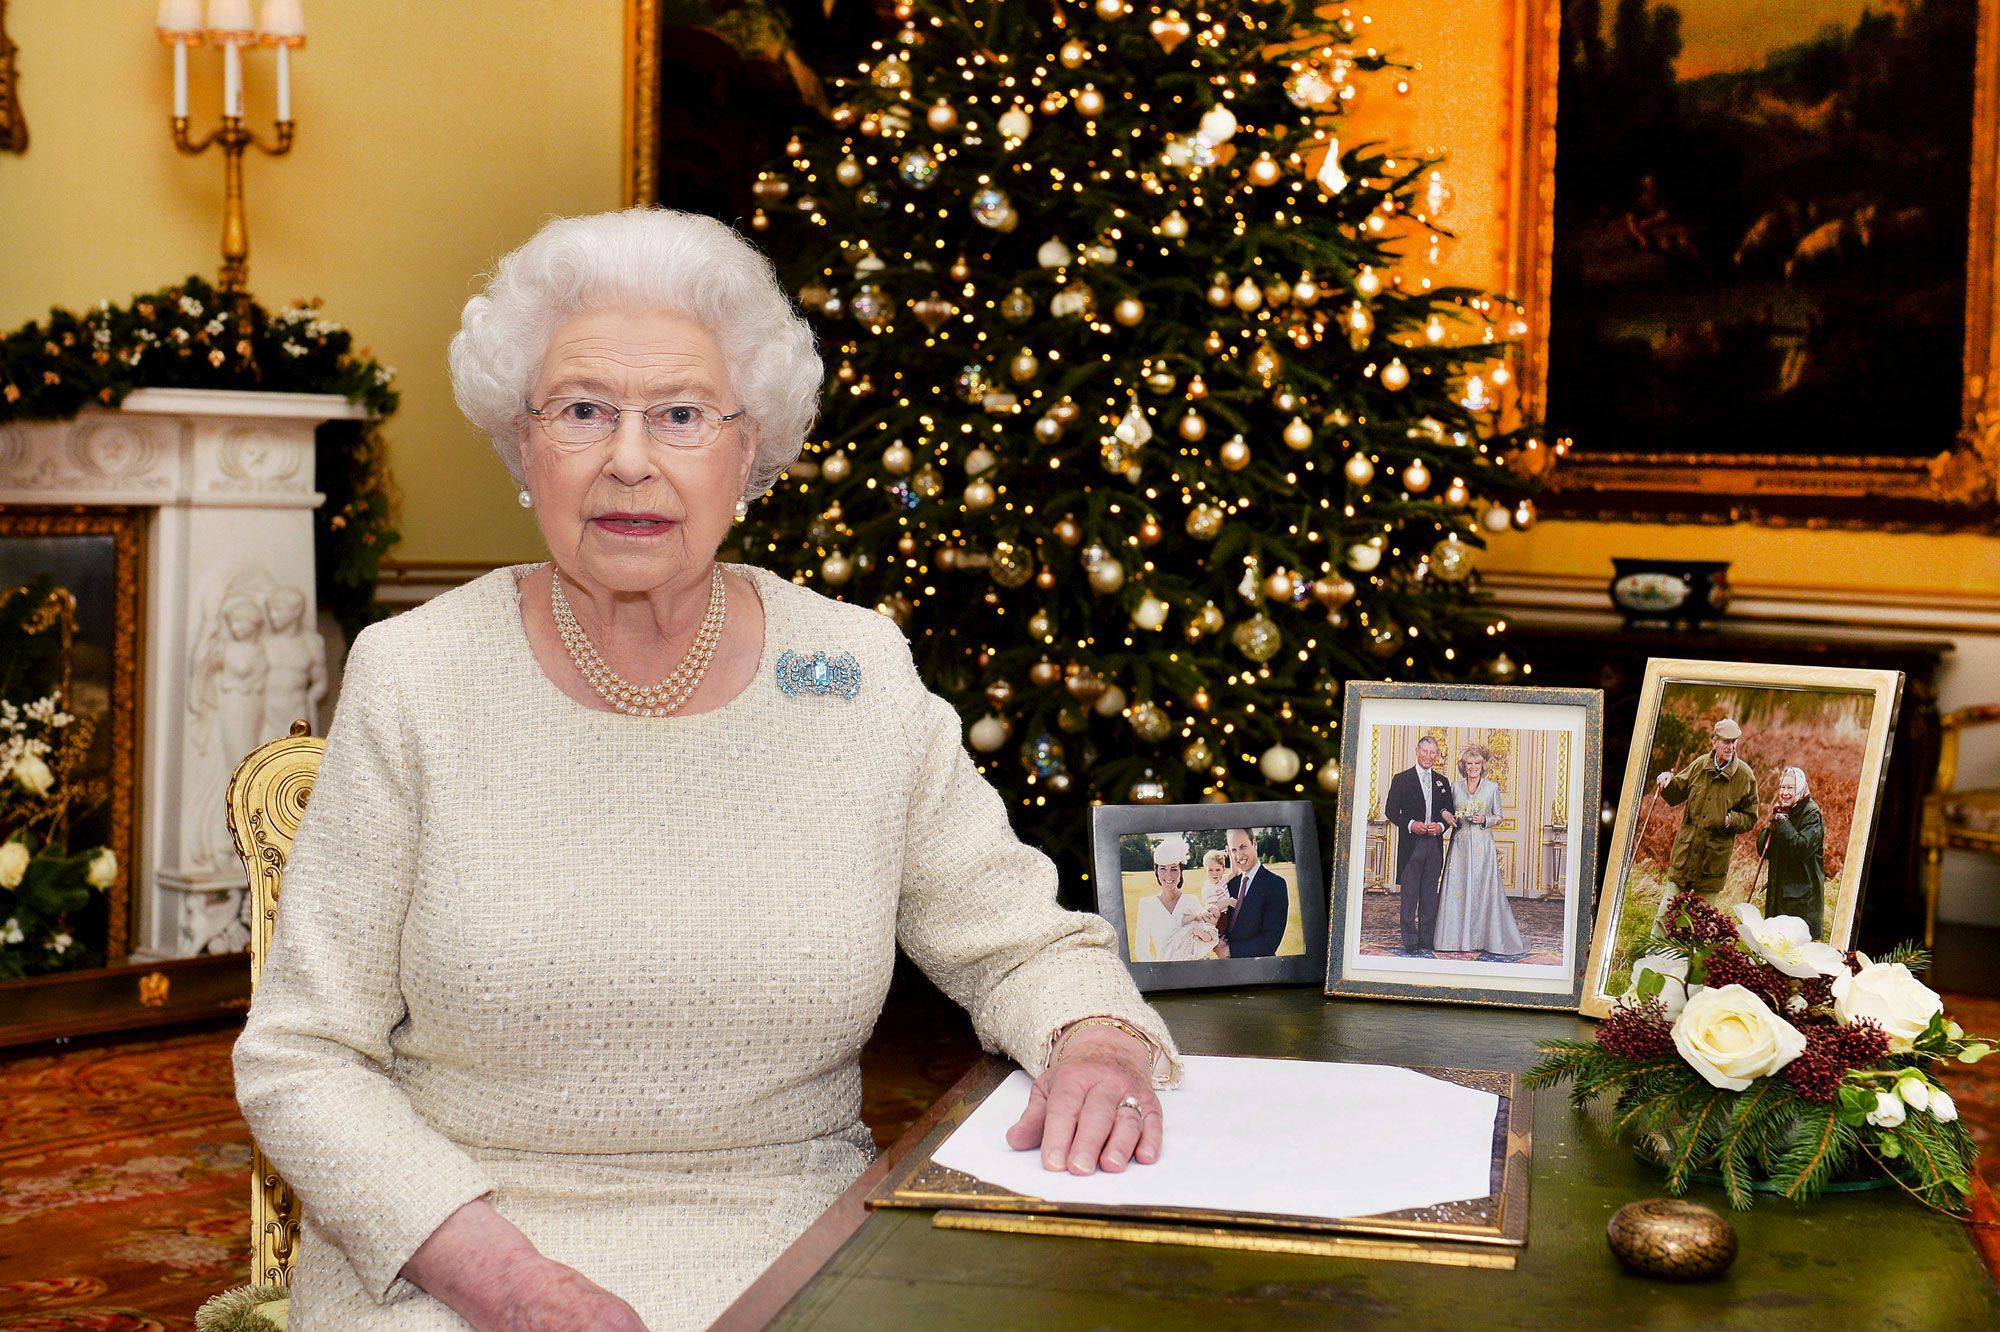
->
[1581, 659, 1904, 1018]
[1089, 801, 1326, 993]
[1326, 682, 1603, 1010]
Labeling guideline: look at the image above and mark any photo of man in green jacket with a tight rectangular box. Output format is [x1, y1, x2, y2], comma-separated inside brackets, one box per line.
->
[1654, 717, 1759, 907]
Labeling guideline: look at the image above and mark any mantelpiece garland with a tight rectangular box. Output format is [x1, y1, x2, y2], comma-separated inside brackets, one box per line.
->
[0, 276, 400, 637]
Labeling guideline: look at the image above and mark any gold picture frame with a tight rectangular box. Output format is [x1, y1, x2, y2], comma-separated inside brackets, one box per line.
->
[0, 508, 144, 961]
[1500, 0, 2000, 528]
[0, 0, 27, 154]
[1581, 659, 1904, 1019]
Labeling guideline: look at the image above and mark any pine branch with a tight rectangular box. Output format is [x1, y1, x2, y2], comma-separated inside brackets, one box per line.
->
[1714, 1080, 1795, 1210]
[1664, 1088, 1732, 1195]
[1773, 1104, 1857, 1202]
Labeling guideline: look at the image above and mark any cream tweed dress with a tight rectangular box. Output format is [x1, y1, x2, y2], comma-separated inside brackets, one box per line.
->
[233, 563, 1179, 1329]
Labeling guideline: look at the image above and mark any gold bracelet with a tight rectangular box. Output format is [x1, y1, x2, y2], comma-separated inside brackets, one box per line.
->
[1052, 1015, 1153, 1067]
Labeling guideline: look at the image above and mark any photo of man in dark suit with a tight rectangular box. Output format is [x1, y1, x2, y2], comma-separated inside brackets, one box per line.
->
[1221, 826, 1289, 958]
[1383, 735, 1458, 955]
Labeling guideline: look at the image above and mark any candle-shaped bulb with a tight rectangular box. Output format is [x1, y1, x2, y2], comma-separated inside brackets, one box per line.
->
[259, 0, 305, 44]
[207, 0, 255, 36]
[157, 0, 204, 36]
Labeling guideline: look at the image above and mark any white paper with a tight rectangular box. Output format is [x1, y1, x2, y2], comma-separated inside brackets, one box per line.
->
[931, 1055, 1499, 1221]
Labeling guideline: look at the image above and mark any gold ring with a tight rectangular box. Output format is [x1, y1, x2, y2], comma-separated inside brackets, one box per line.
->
[1116, 1094, 1144, 1113]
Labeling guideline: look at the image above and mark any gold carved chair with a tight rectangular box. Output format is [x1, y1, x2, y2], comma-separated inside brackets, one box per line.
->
[1921, 704, 2000, 951]
[225, 719, 325, 1289]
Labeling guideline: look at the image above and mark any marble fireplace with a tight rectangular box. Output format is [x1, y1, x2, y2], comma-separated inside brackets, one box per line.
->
[0, 387, 359, 960]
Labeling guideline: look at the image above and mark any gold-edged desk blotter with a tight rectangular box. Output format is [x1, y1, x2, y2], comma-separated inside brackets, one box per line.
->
[867, 1057, 1532, 1269]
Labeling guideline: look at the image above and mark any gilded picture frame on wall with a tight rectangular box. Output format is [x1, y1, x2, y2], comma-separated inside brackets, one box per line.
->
[1499, 0, 2000, 528]
[0, 0, 28, 154]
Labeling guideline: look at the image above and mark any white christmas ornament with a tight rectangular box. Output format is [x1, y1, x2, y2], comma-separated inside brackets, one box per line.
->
[1133, 595, 1171, 630]
[1114, 401, 1155, 447]
[1259, 744, 1302, 783]
[1347, 542, 1384, 573]
[1196, 103, 1238, 144]
[969, 715, 1010, 752]
[1037, 238, 1073, 268]
[1316, 140, 1349, 194]
[998, 105, 1032, 142]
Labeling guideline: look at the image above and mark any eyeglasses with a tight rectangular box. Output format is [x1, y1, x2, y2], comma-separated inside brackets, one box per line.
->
[525, 397, 746, 452]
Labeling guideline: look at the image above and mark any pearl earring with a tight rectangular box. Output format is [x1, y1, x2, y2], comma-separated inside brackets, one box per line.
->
[734, 499, 750, 518]
[518, 488, 533, 509]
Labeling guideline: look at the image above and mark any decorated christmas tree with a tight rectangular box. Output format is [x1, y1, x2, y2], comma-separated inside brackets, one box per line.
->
[736, 0, 1542, 896]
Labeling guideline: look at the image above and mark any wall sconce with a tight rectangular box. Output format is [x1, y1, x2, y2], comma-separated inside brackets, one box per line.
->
[157, 0, 304, 294]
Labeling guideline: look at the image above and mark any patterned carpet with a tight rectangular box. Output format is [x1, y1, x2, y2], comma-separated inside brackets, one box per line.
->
[3, 989, 1996, 1329]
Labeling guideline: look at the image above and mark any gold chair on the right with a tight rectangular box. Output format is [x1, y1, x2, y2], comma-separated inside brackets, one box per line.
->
[1921, 704, 2000, 951]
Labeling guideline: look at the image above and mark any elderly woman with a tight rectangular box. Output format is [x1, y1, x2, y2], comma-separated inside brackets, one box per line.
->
[232, 209, 1178, 1332]
[1759, 765, 1828, 938]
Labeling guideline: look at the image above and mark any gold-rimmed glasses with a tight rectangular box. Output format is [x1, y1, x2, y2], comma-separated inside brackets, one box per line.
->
[524, 397, 746, 452]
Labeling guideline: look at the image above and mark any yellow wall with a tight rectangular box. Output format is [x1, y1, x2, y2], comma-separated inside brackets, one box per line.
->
[0, 0, 624, 567]
[1354, 0, 2000, 597]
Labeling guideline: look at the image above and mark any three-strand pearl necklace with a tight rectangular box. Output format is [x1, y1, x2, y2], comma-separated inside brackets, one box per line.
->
[550, 566, 727, 717]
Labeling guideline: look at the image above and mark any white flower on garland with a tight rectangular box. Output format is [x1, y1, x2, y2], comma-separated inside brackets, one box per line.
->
[1933, 1090, 1960, 1122]
[1624, 952, 1695, 1019]
[47, 931, 71, 954]
[11, 753, 54, 796]
[0, 841, 27, 889]
[1866, 1090, 1906, 1128]
[2, 918, 21, 944]
[1732, 904, 1848, 979]
[1671, 984, 1808, 1091]
[87, 849, 117, 890]
[1832, 954, 1944, 1052]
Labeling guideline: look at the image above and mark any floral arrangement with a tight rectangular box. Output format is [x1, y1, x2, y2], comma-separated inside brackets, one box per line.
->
[0, 276, 400, 637]
[0, 581, 115, 981]
[1527, 894, 1991, 1211]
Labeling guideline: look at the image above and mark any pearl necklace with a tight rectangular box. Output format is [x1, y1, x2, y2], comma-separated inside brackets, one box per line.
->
[550, 566, 727, 717]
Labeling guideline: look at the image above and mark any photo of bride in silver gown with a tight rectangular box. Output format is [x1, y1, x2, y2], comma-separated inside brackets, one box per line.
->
[1431, 743, 1528, 960]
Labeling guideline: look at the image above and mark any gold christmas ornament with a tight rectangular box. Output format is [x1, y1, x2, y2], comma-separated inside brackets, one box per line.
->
[1381, 358, 1411, 391]
[1114, 400, 1154, 447]
[1183, 738, 1215, 771]
[1029, 609, 1057, 641]
[1132, 593, 1171, 631]
[1191, 688, 1211, 711]
[1088, 558, 1127, 594]
[1272, 388, 1299, 412]
[1232, 278, 1264, 311]
[1283, 417, 1313, 450]
[1144, 368, 1177, 394]
[1076, 86, 1106, 118]
[1204, 329, 1224, 354]
[1514, 498, 1538, 529]
[1310, 576, 1357, 609]
[1050, 398, 1082, 428]
[1150, 11, 1191, 52]
[1219, 435, 1251, 471]
[1159, 209, 1190, 240]
[1294, 273, 1321, 305]
[948, 255, 972, 281]
[1344, 453, 1375, 486]
[1490, 652, 1519, 681]
[1130, 776, 1169, 803]
[1317, 763, 1342, 793]
[990, 541, 1035, 588]
[1206, 280, 1232, 308]
[964, 478, 997, 509]
[1036, 567, 1056, 590]
[1113, 297, 1145, 326]
[927, 99, 958, 132]
[1403, 460, 1432, 492]
[821, 452, 852, 482]
[998, 104, 1032, 142]
[912, 465, 945, 499]
[964, 445, 997, 475]
[821, 550, 854, 586]
[1259, 744, 1302, 783]
[1249, 155, 1282, 187]
[1482, 503, 1512, 533]
[1094, 683, 1128, 716]
[1367, 622, 1401, 657]
[1430, 535, 1474, 582]
[985, 678, 1016, 710]
[1249, 342, 1284, 383]
[1065, 667, 1108, 703]
[1187, 375, 1207, 400]
[1232, 613, 1282, 663]
[882, 441, 915, 474]
[835, 158, 864, 187]
[1262, 569, 1295, 601]
[911, 293, 957, 332]
[1179, 411, 1207, 441]
[1446, 477, 1470, 505]
[1264, 278, 1293, 307]
[1001, 287, 1036, 321]
[1128, 701, 1173, 743]
[1061, 37, 1091, 67]
[1185, 504, 1225, 540]
[1196, 602, 1226, 635]
[1029, 658, 1064, 686]
[1010, 350, 1041, 382]
[1355, 266, 1383, 298]
[1054, 516, 1083, 546]
[1138, 516, 1163, 545]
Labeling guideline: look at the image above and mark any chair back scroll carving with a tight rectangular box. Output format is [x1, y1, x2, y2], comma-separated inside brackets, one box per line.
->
[225, 719, 326, 1288]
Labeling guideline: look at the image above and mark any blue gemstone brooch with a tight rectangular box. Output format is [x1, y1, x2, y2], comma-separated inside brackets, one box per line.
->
[776, 650, 863, 699]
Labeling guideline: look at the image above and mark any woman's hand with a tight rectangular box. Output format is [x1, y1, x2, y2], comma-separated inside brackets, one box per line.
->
[402, 1199, 649, 1332]
[1005, 1026, 1162, 1175]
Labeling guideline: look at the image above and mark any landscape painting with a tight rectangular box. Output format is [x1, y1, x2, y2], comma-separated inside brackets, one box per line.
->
[1547, 0, 1979, 459]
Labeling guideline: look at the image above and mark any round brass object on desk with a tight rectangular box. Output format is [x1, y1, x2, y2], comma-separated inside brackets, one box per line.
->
[1607, 1199, 1737, 1281]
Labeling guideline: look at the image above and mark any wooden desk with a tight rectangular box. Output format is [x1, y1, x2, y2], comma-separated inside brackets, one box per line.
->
[718, 990, 2000, 1330]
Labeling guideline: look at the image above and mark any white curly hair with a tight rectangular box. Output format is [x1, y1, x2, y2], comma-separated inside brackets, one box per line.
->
[447, 208, 822, 501]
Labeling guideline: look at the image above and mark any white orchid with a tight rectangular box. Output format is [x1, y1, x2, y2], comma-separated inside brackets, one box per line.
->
[1732, 904, 1849, 979]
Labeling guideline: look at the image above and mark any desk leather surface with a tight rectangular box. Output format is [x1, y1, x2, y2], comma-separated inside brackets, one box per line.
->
[764, 989, 2000, 1330]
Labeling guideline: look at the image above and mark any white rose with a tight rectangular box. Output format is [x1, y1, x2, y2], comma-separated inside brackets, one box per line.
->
[1896, 1076, 1931, 1111]
[11, 754, 54, 797]
[1732, 904, 1849, 979]
[1671, 984, 1809, 1091]
[1867, 1090, 1907, 1128]
[1625, 953, 1694, 1019]
[0, 841, 28, 889]
[1832, 961, 1944, 1052]
[85, 850, 116, 890]
[1932, 1090, 1959, 1122]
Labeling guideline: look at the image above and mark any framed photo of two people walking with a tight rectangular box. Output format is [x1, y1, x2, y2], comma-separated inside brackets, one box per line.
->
[1326, 682, 1605, 1010]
